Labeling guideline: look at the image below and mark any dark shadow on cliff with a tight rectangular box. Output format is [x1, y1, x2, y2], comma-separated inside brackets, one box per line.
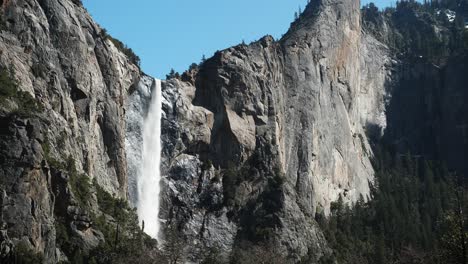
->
[381, 54, 468, 176]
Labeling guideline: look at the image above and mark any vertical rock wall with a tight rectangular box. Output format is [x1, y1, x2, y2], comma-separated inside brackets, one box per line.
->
[0, 0, 140, 261]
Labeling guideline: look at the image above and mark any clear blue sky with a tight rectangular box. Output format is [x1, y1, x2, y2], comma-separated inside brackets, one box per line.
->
[83, 0, 398, 79]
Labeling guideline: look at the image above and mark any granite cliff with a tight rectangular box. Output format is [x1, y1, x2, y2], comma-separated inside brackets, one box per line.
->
[0, 0, 467, 263]
[146, 0, 389, 261]
[0, 0, 140, 262]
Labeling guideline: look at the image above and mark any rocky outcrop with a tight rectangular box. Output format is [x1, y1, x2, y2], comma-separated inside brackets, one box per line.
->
[0, 116, 56, 261]
[0, 0, 140, 262]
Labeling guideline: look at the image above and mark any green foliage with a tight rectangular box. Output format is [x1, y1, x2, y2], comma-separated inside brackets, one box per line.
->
[43, 140, 159, 262]
[14, 90, 43, 117]
[43, 151, 92, 209]
[372, 0, 468, 58]
[41, 138, 65, 170]
[188, 63, 199, 72]
[229, 241, 288, 264]
[321, 145, 468, 264]
[393, 1, 450, 59]
[100, 29, 141, 68]
[0, 68, 17, 100]
[55, 217, 70, 247]
[262, 169, 285, 213]
[0, 10, 6, 31]
[240, 167, 285, 242]
[65, 155, 92, 209]
[432, 0, 468, 10]
[201, 159, 213, 171]
[88, 179, 157, 264]
[438, 211, 468, 263]
[200, 247, 222, 264]
[221, 162, 258, 207]
[166, 68, 180, 80]
[93, 178, 115, 215]
[69, 173, 92, 208]
[362, 0, 468, 60]
[14, 241, 44, 264]
[31, 63, 48, 79]
[57, 131, 67, 149]
[41, 125, 157, 263]
[0, 67, 42, 117]
[160, 225, 186, 264]
[362, 3, 380, 25]
[222, 166, 239, 207]
[361, 3, 389, 46]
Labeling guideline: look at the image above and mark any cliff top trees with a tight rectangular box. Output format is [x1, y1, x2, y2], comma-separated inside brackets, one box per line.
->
[166, 69, 180, 80]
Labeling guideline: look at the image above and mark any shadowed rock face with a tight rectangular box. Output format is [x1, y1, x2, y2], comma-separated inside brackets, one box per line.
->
[385, 57, 468, 174]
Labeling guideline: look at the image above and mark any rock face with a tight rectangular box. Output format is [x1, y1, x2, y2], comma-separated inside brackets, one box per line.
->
[2, 0, 467, 263]
[0, 0, 140, 262]
[139, 0, 392, 261]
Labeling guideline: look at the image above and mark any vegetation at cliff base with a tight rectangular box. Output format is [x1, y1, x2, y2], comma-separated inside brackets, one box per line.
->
[53, 175, 159, 264]
[14, 241, 45, 264]
[87, 180, 157, 264]
[39, 147, 159, 264]
[320, 144, 468, 264]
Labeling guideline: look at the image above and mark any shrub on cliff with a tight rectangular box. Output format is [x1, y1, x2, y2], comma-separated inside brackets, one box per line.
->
[65, 156, 92, 209]
[100, 29, 141, 68]
[0, 68, 18, 100]
[0, 67, 42, 117]
[14, 241, 44, 264]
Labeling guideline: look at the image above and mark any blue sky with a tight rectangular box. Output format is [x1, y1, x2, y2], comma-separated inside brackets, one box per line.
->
[83, 1, 398, 79]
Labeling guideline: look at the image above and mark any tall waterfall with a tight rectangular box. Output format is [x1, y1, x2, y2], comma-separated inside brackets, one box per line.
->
[138, 78, 162, 240]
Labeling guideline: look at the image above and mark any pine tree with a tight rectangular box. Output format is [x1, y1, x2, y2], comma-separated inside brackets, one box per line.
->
[375, 227, 387, 264]
[166, 68, 177, 79]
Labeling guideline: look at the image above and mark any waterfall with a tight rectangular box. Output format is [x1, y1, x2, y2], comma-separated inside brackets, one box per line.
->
[138, 78, 162, 240]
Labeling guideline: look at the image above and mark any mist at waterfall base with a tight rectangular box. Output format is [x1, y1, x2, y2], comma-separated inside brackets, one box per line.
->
[137, 79, 163, 240]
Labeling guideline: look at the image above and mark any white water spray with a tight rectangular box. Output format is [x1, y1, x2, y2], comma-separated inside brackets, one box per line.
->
[138, 78, 162, 240]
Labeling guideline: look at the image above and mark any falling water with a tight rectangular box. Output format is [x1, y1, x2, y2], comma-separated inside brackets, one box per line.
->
[138, 78, 162, 240]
